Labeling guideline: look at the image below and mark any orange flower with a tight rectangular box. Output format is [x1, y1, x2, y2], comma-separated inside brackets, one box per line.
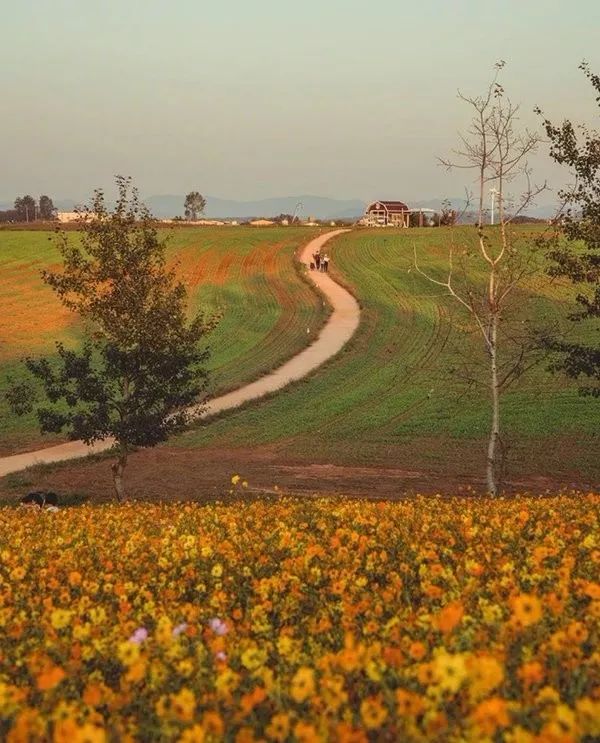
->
[382, 645, 404, 668]
[334, 723, 368, 743]
[83, 683, 104, 707]
[566, 621, 588, 644]
[395, 688, 425, 717]
[36, 664, 66, 691]
[239, 686, 267, 717]
[435, 601, 464, 634]
[582, 581, 600, 600]
[470, 697, 510, 735]
[202, 711, 224, 737]
[68, 570, 82, 586]
[512, 593, 542, 628]
[417, 662, 435, 686]
[408, 641, 427, 661]
[518, 661, 545, 688]
[293, 721, 320, 743]
[360, 696, 388, 730]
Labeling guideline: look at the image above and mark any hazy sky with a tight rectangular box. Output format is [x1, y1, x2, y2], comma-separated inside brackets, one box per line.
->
[1, 0, 599, 203]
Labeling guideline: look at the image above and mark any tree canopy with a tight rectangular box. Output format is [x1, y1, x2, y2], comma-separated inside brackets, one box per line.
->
[184, 192, 206, 221]
[537, 63, 600, 397]
[8, 176, 216, 500]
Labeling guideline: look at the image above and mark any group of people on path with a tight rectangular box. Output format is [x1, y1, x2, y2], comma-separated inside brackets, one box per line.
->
[310, 251, 330, 272]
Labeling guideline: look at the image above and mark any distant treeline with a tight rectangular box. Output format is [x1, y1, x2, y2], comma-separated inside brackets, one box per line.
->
[0, 195, 56, 223]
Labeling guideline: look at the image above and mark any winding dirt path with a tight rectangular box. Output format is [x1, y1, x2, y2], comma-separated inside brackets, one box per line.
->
[0, 230, 359, 478]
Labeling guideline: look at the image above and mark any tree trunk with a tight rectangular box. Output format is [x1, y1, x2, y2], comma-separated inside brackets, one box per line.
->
[111, 446, 128, 502]
[486, 314, 500, 496]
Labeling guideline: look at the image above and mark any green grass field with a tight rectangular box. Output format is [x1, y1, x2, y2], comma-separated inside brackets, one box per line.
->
[0, 227, 325, 455]
[1, 224, 597, 493]
[176, 226, 598, 485]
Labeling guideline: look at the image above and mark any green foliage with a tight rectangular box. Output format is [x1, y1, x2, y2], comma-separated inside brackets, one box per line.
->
[13, 195, 36, 222]
[38, 195, 55, 220]
[7, 177, 216, 498]
[537, 63, 600, 396]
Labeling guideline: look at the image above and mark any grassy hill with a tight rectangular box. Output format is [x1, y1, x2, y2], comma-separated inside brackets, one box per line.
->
[171, 226, 597, 489]
[0, 227, 325, 455]
[0, 225, 597, 499]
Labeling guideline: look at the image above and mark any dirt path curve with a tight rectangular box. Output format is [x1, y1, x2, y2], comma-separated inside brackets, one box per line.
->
[0, 230, 359, 478]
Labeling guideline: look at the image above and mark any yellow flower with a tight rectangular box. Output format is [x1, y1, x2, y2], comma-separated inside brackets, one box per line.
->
[290, 667, 316, 703]
[178, 725, 205, 743]
[211, 563, 223, 578]
[512, 593, 542, 628]
[171, 687, 196, 722]
[117, 641, 141, 667]
[320, 674, 347, 712]
[73, 722, 106, 743]
[231, 475, 241, 485]
[10, 566, 26, 581]
[468, 654, 504, 699]
[50, 609, 73, 630]
[241, 647, 267, 671]
[576, 697, 600, 736]
[215, 669, 240, 697]
[360, 696, 388, 730]
[266, 713, 290, 741]
[433, 650, 467, 694]
[177, 659, 195, 678]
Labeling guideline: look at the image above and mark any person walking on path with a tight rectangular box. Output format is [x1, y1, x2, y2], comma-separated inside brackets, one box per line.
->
[314, 253, 321, 271]
[322, 254, 330, 272]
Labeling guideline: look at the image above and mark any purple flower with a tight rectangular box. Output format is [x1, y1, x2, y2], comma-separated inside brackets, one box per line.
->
[172, 622, 188, 637]
[129, 627, 148, 644]
[209, 617, 228, 636]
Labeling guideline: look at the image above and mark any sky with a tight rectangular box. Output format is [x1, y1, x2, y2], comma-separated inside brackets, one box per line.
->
[1, 0, 599, 204]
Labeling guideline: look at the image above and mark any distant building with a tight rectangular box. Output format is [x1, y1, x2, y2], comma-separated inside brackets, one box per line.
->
[57, 211, 83, 223]
[249, 219, 275, 226]
[361, 200, 410, 227]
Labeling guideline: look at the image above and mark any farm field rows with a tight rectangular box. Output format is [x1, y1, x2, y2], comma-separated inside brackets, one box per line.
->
[1, 225, 597, 501]
[0, 227, 325, 456]
[168, 226, 598, 487]
[0, 494, 599, 741]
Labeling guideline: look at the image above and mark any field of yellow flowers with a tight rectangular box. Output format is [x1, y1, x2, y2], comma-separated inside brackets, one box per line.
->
[1, 493, 599, 742]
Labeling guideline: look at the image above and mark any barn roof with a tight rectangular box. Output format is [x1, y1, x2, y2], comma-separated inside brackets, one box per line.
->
[366, 200, 409, 212]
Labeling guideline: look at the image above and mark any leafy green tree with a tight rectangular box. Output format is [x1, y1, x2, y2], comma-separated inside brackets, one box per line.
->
[39, 195, 56, 220]
[14, 195, 36, 222]
[536, 63, 600, 397]
[184, 191, 206, 221]
[8, 176, 216, 500]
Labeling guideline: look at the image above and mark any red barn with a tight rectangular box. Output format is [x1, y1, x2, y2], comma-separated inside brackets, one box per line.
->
[362, 200, 410, 227]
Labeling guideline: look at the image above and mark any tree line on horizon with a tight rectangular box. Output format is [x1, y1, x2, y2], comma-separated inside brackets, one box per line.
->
[0, 194, 57, 223]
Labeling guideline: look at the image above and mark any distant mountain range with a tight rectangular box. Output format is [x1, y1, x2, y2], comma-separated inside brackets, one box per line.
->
[0, 194, 559, 220]
[143, 194, 367, 220]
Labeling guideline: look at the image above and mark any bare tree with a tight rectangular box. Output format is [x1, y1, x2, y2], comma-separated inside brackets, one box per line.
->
[415, 63, 548, 495]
